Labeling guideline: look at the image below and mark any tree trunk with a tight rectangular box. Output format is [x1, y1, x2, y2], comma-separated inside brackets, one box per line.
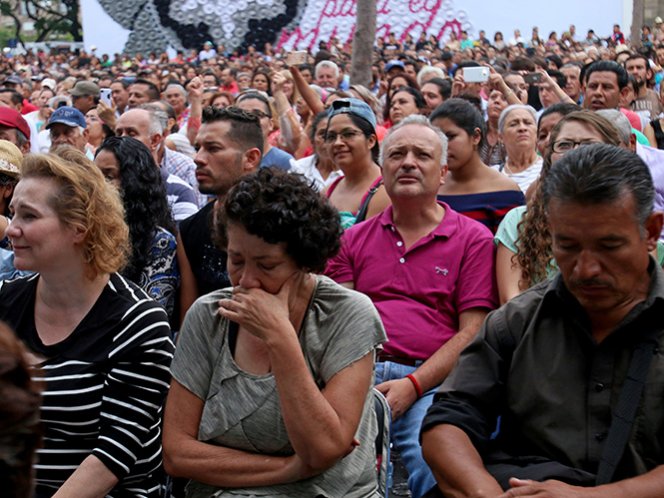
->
[350, 0, 376, 87]
[631, 0, 645, 48]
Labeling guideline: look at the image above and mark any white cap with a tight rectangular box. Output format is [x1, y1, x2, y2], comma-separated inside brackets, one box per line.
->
[41, 78, 56, 90]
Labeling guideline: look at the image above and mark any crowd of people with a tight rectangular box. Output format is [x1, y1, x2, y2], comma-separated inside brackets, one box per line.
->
[1, 17, 664, 498]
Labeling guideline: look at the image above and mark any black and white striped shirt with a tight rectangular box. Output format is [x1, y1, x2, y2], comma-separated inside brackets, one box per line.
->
[0, 273, 174, 497]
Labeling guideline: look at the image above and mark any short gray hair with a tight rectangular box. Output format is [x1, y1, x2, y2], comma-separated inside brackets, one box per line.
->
[416, 66, 446, 87]
[380, 114, 448, 167]
[498, 104, 537, 133]
[595, 109, 631, 146]
[315, 60, 339, 80]
[138, 103, 168, 135]
[165, 83, 187, 98]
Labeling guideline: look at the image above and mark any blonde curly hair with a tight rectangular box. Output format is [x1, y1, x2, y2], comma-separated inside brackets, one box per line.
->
[20, 148, 129, 279]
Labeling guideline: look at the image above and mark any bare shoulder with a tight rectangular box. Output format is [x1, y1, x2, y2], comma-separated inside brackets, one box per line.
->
[485, 166, 522, 191]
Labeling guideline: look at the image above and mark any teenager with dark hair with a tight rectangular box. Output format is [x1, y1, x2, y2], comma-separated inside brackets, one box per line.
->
[95, 136, 179, 317]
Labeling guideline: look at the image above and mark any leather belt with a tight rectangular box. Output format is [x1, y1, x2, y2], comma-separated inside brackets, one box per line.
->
[377, 353, 421, 367]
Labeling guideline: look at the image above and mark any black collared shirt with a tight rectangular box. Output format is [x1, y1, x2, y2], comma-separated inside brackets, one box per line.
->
[422, 261, 664, 481]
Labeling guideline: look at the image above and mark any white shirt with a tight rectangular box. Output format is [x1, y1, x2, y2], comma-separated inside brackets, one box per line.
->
[291, 155, 344, 192]
[491, 156, 543, 193]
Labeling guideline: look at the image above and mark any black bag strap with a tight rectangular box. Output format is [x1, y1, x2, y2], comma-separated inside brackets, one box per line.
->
[595, 333, 659, 484]
[355, 180, 383, 224]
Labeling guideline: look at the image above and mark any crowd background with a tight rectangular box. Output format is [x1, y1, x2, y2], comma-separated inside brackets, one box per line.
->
[3, 19, 664, 160]
[2, 14, 664, 498]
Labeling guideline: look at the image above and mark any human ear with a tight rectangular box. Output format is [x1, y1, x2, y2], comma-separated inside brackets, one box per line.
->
[243, 148, 262, 172]
[440, 164, 448, 186]
[645, 212, 664, 252]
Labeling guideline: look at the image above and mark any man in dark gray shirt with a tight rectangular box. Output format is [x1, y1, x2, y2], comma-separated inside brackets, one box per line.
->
[421, 144, 664, 497]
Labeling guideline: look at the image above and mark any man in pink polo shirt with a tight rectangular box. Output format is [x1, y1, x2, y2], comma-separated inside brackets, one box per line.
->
[326, 114, 497, 498]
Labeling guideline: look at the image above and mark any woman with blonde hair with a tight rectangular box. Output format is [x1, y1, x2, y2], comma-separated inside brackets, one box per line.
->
[0, 148, 174, 497]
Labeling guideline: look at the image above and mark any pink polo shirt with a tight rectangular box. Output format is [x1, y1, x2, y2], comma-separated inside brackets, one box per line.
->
[326, 202, 497, 360]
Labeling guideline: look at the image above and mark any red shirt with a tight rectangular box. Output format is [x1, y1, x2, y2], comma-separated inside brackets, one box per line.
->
[326, 203, 497, 360]
[21, 99, 38, 114]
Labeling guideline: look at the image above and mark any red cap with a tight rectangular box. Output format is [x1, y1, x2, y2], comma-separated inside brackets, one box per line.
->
[0, 107, 30, 140]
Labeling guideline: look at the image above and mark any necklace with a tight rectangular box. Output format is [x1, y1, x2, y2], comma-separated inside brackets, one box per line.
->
[503, 158, 531, 175]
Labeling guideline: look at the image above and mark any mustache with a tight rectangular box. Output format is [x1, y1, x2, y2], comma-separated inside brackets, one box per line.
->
[569, 278, 610, 288]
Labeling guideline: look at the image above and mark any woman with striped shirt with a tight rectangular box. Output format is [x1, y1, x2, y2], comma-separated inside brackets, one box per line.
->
[0, 148, 174, 497]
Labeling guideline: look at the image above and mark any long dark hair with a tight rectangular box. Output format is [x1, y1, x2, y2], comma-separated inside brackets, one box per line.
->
[95, 136, 174, 282]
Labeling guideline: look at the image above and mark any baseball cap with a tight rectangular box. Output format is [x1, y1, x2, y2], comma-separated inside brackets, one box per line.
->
[0, 140, 23, 178]
[41, 78, 56, 91]
[2, 74, 22, 86]
[615, 44, 630, 55]
[70, 80, 100, 97]
[656, 16, 663, 24]
[385, 60, 405, 73]
[46, 106, 87, 129]
[0, 107, 30, 140]
[328, 98, 377, 131]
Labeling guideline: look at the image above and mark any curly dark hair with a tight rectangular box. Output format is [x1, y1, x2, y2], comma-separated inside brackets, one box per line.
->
[219, 168, 342, 272]
[95, 136, 174, 283]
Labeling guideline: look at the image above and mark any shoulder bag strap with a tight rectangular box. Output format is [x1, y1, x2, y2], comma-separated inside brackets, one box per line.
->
[595, 332, 659, 484]
[355, 180, 383, 224]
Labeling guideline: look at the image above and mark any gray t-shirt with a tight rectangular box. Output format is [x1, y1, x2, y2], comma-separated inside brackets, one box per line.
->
[172, 275, 386, 497]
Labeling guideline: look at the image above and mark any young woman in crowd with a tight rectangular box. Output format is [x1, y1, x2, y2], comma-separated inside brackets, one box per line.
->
[324, 98, 390, 229]
[85, 107, 114, 154]
[292, 110, 343, 191]
[94, 136, 179, 318]
[251, 68, 272, 95]
[420, 77, 451, 115]
[382, 73, 420, 126]
[389, 87, 426, 126]
[431, 98, 524, 233]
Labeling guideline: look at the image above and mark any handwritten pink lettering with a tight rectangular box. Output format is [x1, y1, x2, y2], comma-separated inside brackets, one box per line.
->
[276, 0, 462, 51]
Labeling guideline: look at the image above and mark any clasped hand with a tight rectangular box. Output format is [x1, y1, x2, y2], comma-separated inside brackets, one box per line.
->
[217, 273, 301, 342]
[375, 377, 418, 420]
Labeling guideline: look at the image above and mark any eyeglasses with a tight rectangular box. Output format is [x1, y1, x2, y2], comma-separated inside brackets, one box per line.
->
[248, 109, 271, 119]
[551, 139, 602, 153]
[324, 130, 362, 143]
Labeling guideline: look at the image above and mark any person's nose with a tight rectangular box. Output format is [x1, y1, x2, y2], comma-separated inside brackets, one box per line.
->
[194, 149, 207, 167]
[6, 218, 20, 239]
[331, 134, 345, 146]
[238, 265, 261, 289]
[573, 250, 602, 280]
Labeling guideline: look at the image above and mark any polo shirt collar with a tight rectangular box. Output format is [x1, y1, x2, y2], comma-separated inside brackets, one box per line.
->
[379, 201, 459, 239]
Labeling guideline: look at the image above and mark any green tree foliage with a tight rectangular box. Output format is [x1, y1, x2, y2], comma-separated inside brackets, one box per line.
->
[0, 0, 81, 46]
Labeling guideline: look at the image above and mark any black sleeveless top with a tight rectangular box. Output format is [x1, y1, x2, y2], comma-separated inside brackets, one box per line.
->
[650, 119, 664, 150]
